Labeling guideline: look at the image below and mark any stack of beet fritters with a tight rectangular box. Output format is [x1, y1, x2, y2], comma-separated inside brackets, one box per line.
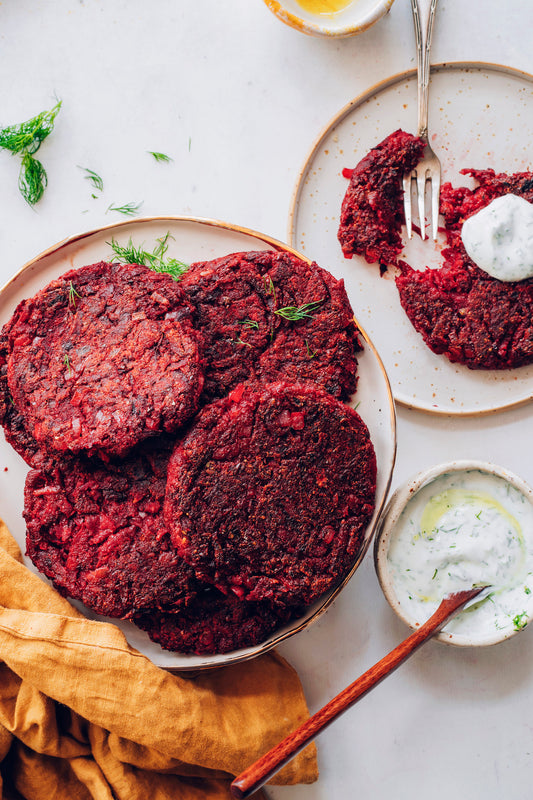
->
[2, 251, 377, 654]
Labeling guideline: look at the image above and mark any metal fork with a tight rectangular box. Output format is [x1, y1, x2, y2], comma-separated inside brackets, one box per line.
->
[403, 0, 441, 241]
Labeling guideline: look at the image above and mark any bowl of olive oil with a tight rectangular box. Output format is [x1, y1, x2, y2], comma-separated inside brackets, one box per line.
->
[262, 0, 395, 37]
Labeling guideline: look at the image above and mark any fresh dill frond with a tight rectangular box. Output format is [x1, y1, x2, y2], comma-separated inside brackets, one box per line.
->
[305, 339, 317, 359]
[148, 232, 189, 279]
[0, 99, 62, 206]
[78, 166, 103, 192]
[239, 318, 259, 330]
[68, 281, 81, 308]
[264, 276, 276, 302]
[235, 337, 252, 348]
[275, 300, 323, 322]
[18, 152, 47, 206]
[63, 353, 72, 376]
[107, 232, 189, 281]
[106, 201, 143, 217]
[107, 238, 147, 265]
[148, 151, 173, 163]
[0, 100, 62, 156]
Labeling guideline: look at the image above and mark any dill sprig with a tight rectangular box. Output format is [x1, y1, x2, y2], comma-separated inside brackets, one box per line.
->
[148, 151, 173, 163]
[305, 339, 317, 359]
[106, 201, 143, 217]
[239, 318, 259, 330]
[275, 300, 323, 322]
[107, 232, 189, 281]
[0, 100, 62, 155]
[0, 99, 62, 205]
[108, 238, 147, 265]
[79, 166, 103, 192]
[264, 276, 276, 299]
[18, 152, 47, 206]
[68, 281, 81, 308]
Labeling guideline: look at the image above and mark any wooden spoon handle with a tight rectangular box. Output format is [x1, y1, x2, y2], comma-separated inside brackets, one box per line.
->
[230, 586, 485, 799]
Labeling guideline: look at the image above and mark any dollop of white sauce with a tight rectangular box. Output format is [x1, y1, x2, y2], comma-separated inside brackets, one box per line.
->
[461, 194, 533, 282]
[387, 470, 533, 641]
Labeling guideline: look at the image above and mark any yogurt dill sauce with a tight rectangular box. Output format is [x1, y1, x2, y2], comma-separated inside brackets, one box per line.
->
[386, 468, 533, 642]
[461, 194, 533, 282]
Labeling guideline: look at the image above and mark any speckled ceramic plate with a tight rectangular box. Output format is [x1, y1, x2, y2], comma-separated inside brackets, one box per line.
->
[0, 216, 396, 671]
[289, 62, 533, 416]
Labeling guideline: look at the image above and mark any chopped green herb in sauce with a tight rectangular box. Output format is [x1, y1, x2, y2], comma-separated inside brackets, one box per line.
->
[513, 612, 528, 631]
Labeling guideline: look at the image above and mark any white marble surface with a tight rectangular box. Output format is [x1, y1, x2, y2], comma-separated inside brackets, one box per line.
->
[1, 1, 533, 798]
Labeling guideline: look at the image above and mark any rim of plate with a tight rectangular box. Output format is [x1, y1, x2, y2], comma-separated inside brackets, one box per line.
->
[287, 61, 533, 418]
[0, 215, 397, 671]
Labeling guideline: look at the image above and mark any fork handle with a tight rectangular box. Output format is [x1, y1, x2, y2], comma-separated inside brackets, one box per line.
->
[410, 0, 438, 140]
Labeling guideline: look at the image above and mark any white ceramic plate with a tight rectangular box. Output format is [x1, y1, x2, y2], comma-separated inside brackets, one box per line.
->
[0, 216, 396, 671]
[289, 62, 533, 416]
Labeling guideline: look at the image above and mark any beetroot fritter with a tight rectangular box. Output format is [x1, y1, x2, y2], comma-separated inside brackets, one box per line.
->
[338, 129, 425, 267]
[439, 168, 533, 267]
[6, 261, 204, 458]
[179, 253, 271, 399]
[135, 589, 294, 655]
[164, 380, 376, 609]
[0, 326, 55, 469]
[396, 169, 533, 369]
[24, 437, 198, 619]
[257, 252, 360, 398]
[181, 250, 361, 401]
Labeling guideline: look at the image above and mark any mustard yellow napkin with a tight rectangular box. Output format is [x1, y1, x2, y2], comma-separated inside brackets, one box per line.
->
[0, 519, 318, 799]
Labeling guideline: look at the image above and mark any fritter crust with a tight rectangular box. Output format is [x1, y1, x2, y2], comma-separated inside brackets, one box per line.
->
[180, 250, 362, 401]
[337, 129, 425, 266]
[164, 380, 376, 609]
[24, 437, 198, 619]
[396, 169, 533, 369]
[134, 589, 294, 655]
[6, 261, 204, 458]
[0, 328, 55, 469]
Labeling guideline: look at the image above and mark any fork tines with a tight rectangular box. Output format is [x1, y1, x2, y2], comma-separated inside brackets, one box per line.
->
[403, 150, 441, 242]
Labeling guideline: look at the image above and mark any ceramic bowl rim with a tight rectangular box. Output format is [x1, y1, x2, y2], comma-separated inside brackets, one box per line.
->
[262, 0, 395, 38]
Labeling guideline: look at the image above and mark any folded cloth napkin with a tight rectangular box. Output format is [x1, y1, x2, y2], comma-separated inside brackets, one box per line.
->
[0, 519, 318, 799]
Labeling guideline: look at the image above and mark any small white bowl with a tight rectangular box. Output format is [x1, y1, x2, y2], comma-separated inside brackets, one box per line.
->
[263, 0, 395, 38]
[374, 460, 533, 647]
